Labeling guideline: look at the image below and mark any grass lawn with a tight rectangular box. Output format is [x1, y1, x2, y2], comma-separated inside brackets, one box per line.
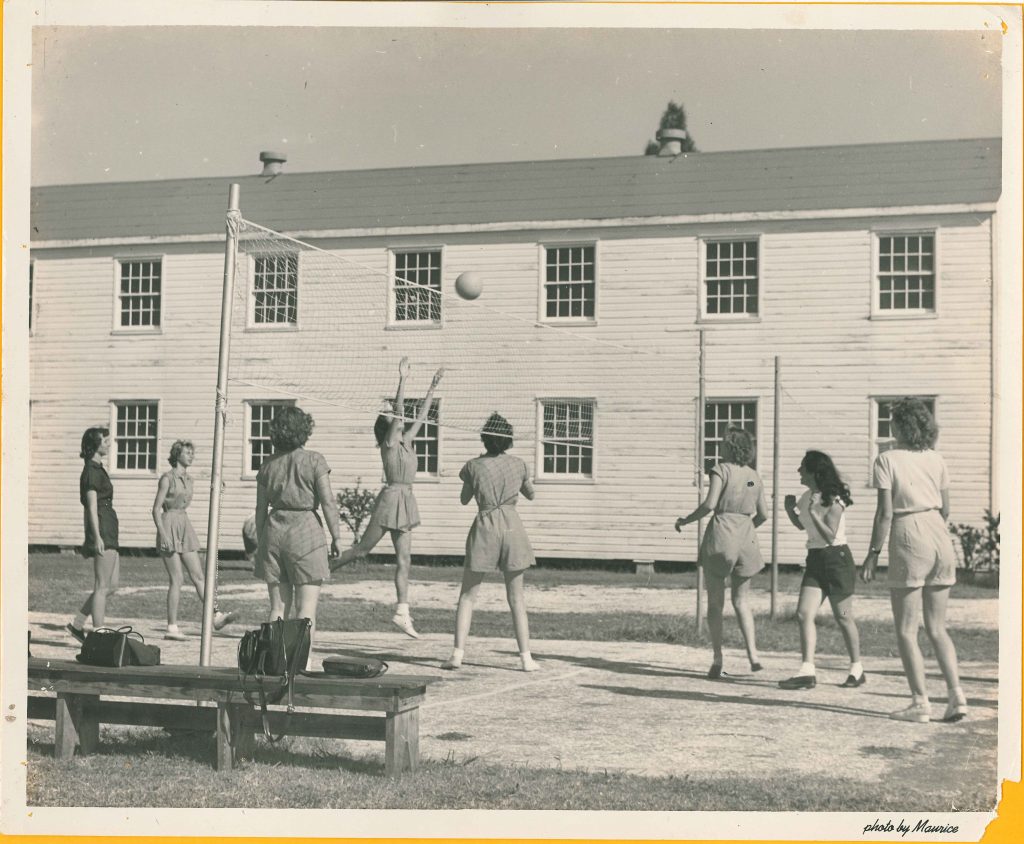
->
[30, 553, 997, 661]
[25, 727, 996, 811]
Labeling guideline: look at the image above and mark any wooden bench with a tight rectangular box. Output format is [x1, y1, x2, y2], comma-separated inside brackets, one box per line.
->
[27, 657, 437, 776]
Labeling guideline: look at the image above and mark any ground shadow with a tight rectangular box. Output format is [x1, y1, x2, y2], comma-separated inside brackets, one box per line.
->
[582, 682, 891, 719]
[536, 651, 715, 679]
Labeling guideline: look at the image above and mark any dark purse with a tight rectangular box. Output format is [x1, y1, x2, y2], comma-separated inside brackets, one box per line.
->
[237, 617, 312, 742]
[77, 626, 161, 667]
[319, 654, 389, 679]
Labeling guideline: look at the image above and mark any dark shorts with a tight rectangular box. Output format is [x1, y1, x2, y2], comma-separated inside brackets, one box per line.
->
[801, 544, 856, 603]
[81, 506, 119, 557]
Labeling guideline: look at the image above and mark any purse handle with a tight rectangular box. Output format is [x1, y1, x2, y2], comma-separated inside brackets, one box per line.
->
[92, 625, 146, 643]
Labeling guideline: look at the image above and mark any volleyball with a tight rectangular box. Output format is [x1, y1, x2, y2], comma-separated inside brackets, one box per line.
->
[455, 271, 483, 300]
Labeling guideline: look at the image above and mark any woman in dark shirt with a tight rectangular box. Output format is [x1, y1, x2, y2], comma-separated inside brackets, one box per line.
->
[67, 427, 120, 642]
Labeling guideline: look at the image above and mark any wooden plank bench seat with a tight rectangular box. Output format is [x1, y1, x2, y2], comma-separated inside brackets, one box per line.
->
[27, 657, 437, 776]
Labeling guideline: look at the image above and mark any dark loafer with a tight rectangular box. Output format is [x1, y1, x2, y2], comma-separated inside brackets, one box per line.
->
[707, 664, 726, 680]
[778, 674, 816, 690]
[840, 672, 867, 688]
[66, 623, 87, 644]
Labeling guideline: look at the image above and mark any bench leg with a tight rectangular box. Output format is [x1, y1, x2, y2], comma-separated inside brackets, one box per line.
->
[54, 693, 99, 760]
[385, 708, 419, 777]
[216, 703, 252, 771]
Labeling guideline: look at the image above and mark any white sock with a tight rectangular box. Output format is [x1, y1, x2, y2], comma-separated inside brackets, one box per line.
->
[948, 685, 966, 703]
[799, 662, 816, 677]
[73, 614, 88, 629]
[520, 651, 538, 670]
[395, 602, 410, 617]
[167, 623, 180, 631]
[445, 647, 465, 666]
[912, 694, 930, 707]
[849, 661, 864, 678]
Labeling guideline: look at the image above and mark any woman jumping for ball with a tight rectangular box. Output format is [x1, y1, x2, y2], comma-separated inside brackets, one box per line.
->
[331, 357, 444, 638]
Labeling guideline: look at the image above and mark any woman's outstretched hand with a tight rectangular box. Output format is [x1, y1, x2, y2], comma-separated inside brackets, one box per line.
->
[431, 368, 445, 389]
[674, 516, 687, 532]
[398, 356, 411, 378]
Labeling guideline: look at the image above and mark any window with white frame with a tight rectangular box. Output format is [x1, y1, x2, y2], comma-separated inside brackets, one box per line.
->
[544, 245, 595, 320]
[393, 250, 442, 324]
[252, 254, 298, 325]
[118, 259, 162, 328]
[873, 397, 937, 457]
[540, 400, 594, 477]
[704, 240, 758, 317]
[704, 400, 757, 473]
[247, 400, 295, 474]
[401, 397, 440, 474]
[113, 401, 159, 471]
[877, 234, 935, 312]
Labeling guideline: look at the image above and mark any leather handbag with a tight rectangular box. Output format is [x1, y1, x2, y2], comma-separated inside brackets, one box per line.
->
[77, 626, 161, 667]
[319, 654, 389, 679]
[237, 617, 312, 742]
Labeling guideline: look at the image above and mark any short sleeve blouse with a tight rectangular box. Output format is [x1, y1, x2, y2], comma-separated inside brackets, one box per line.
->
[80, 462, 114, 508]
[256, 448, 331, 510]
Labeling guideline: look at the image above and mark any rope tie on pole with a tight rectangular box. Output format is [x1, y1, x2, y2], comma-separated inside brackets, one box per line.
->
[226, 209, 242, 237]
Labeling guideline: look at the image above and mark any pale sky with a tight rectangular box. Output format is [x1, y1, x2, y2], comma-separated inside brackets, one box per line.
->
[31, 26, 1002, 185]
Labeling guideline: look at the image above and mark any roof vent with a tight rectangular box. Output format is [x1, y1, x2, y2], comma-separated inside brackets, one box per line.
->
[656, 129, 687, 157]
[259, 151, 287, 176]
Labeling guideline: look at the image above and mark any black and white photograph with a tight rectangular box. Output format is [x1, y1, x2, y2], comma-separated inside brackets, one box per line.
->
[2, 1, 1021, 840]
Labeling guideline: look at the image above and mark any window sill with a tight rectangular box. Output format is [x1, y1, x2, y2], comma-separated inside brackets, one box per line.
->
[534, 476, 596, 485]
[537, 318, 598, 327]
[697, 316, 762, 326]
[111, 328, 163, 336]
[385, 322, 443, 331]
[869, 311, 938, 321]
[244, 324, 300, 333]
[108, 470, 159, 479]
[415, 475, 443, 484]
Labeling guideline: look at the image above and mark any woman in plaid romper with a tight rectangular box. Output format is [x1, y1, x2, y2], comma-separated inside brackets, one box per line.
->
[441, 413, 539, 673]
[254, 406, 343, 668]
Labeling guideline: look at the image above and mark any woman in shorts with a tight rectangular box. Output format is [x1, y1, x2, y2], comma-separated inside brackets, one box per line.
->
[254, 406, 343, 667]
[676, 427, 767, 679]
[67, 427, 120, 642]
[152, 439, 236, 640]
[779, 450, 863, 690]
[862, 398, 967, 723]
[441, 413, 538, 672]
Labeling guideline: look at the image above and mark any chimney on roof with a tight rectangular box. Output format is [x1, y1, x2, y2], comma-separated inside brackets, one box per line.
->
[656, 129, 687, 157]
[259, 151, 287, 177]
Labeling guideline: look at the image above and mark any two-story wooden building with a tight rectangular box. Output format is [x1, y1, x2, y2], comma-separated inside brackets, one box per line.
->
[28, 137, 1001, 566]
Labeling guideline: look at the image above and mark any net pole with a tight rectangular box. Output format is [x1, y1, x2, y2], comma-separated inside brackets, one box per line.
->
[770, 355, 781, 619]
[695, 328, 706, 632]
[200, 183, 241, 667]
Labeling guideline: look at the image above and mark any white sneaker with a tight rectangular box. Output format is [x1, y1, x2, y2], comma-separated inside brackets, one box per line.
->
[520, 656, 540, 673]
[164, 626, 187, 641]
[440, 655, 462, 671]
[391, 613, 420, 639]
[942, 699, 969, 722]
[213, 610, 237, 631]
[889, 703, 932, 723]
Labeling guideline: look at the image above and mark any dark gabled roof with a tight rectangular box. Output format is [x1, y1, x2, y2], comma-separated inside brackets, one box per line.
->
[30, 137, 1001, 242]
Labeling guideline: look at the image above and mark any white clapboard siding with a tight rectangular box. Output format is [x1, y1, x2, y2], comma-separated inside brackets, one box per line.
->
[29, 214, 993, 566]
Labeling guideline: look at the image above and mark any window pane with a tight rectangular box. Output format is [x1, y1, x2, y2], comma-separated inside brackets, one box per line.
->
[544, 246, 595, 320]
[253, 255, 298, 324]
[541, 400, 594, 476]
[705, 241, 758, 317]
